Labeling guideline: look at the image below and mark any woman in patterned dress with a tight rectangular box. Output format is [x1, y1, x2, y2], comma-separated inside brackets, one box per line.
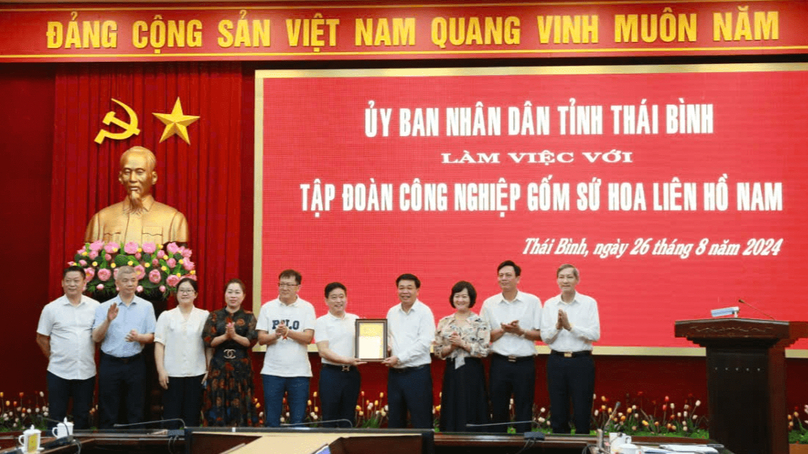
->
[434, 281, 491, 432]
[202, 279, 259, 426]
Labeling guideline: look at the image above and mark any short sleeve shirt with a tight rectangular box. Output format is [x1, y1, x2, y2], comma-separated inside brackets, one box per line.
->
[37, 295, 100, 380]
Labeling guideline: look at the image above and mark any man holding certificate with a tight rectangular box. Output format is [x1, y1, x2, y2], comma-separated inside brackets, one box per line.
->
[382, 274, 435, 429]
[314, 283, 364, 428]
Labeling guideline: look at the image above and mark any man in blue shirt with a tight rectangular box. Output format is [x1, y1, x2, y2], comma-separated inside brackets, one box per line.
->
[92, 266, 156, 429]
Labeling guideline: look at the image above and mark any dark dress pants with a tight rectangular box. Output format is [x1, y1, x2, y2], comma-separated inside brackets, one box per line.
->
[489, 354, 535, 433]
[387, 365, 433, 429]
[98, 353, 146, 429]
[46, 371, 95, 430]
[547, 353, 595, 434]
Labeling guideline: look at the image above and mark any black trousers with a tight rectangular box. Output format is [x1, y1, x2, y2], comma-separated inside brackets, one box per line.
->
[489, 354, 535, 433]
[546, 353, 595, 434]
[162, 375, 204, 428]
[319, 365, 361, 428]
[387, 365, 433, 429]
[46, 371, 95, 430]
[98, 352, 146, 429]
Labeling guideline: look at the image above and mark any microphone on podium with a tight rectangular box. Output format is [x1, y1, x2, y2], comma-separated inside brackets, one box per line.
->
[738, 299, 776, 320]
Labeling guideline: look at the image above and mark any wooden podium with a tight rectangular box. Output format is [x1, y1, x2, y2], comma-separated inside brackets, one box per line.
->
[675, 319, 808, 454]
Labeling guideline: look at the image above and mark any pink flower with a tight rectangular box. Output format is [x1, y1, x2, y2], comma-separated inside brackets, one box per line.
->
[159, 285, 166, 293]
[148, 269, 161, 284]
[182, 259, 195, 271]
[89, 240, 105, 252]
[96, 284, 104, 290]
[88, 250, 99, 260]
[68, 261, 76, 266]
[104, 243, 119, 253]
[152, 259, 159, 267]
[166, 275, 180, 288]
[136, 285, 143, 293]
[124, 242, 138, 254]
[135, 252, 142, 260]
[79, 259, 87, 266]
[142, 242, 157, 254]
[97, 269, 112, 282]
[156, 250, 166, 259]
[182, 274, 197, 281]
[76, 248, 86, 255]
[84, 268, 95, 281]
[134, 265, 146, 280]
[167, 258, 177, 268]
[105, 253, 112, 261]
[180, 247, 192, 258]
[166, 242, 180, 254]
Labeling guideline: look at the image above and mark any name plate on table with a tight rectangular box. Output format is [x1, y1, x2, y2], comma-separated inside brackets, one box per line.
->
[355, 319, 388, 362]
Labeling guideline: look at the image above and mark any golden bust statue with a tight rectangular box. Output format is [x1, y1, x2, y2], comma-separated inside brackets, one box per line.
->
[85, 146, 189, 245]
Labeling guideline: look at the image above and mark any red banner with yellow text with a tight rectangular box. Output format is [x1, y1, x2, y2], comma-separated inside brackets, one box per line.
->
[1, 1, 806, 62]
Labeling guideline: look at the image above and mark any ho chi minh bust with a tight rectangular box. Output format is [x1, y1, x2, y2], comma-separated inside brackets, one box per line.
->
[85, 146, 189, 245]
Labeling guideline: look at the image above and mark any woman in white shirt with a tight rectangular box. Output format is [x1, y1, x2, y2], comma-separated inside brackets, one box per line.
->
[155, 277, 210, 428]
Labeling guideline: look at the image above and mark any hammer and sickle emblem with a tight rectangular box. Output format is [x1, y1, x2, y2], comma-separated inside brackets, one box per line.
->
[94, 98, 141, 144]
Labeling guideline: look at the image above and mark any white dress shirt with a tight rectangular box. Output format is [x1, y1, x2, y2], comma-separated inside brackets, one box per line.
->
[386, 300, 435, 368]
[314, 312, 359, 365]
[480, 291, 542, 357]
[540, 291, 600, 352]
[154, 306, 209, 377]
[37, 295, 100, 380]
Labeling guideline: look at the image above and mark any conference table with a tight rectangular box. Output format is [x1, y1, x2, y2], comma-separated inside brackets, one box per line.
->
[0, 428, 731, 454]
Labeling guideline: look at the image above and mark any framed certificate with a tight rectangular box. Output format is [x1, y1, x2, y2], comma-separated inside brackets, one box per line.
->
[355, 319, 388, 362]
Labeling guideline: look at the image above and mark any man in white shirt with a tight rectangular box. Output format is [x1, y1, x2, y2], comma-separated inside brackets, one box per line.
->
[256, 269, 316, 427]
[382, 273, 435, 429]
[540, 264, 600, 434]
[480, 260, 542, 433]
[36, 266, 100, 430]
[314, 282, 365, 428]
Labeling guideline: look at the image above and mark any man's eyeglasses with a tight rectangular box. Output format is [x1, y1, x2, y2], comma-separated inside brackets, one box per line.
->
[278, 283, 298, 288]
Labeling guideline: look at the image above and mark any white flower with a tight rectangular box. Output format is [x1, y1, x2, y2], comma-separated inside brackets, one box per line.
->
[285, 412, 290, 417]
[540, 407, 546, 413]
[695, 400, 701, 407]
[538, 417, 546, 423]
[670, 403, 675, 410]
[594, 410, 599, 416]
[280, 416, 285, 423]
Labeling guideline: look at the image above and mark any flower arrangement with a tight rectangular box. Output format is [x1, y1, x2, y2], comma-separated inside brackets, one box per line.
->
[789, 405, 808, 444]
[0, 392, 49, 432]
[70, 241, 196, 302]
[591, 393, 709, 438]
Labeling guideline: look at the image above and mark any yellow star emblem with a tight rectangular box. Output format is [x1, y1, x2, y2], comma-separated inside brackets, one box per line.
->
[152, 97, 200, 144]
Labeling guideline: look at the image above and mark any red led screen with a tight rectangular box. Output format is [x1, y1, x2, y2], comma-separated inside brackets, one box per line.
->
[256, 65, 808, 351]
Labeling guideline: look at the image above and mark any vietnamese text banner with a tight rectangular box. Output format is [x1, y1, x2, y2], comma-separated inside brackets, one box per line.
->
[256, 64, 808, 351]
[1, 1, 807, 62]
